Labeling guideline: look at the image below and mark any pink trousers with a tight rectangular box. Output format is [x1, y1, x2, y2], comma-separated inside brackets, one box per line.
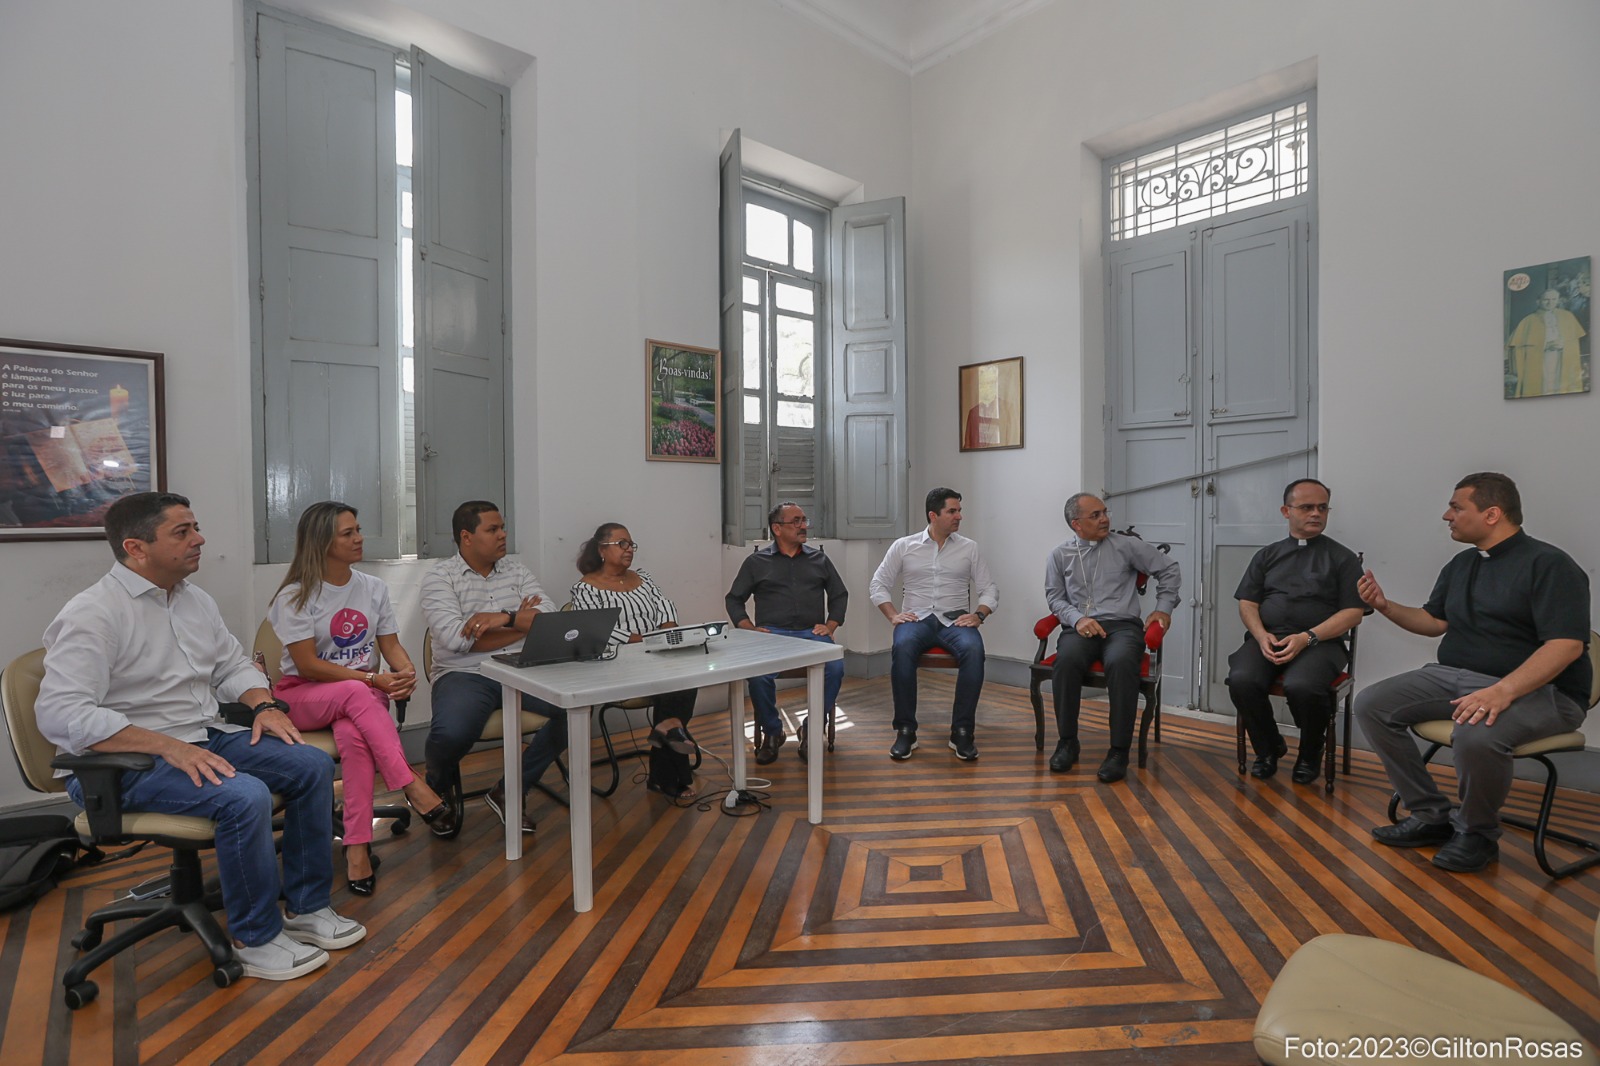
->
[275, 676, 415, 846]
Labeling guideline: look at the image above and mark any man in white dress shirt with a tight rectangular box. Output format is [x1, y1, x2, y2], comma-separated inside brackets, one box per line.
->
[419, 500, 565, 836]
[869, 488, 998, 761]
[36, 492, 364, 982]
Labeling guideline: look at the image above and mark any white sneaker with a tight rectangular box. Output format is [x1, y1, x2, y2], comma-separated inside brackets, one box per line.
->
[282, 907, 367, 950]
[234, 932, 329, 980]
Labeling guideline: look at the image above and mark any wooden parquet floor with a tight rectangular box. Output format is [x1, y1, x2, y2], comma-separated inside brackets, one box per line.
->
[2, 675, 1598, 1064]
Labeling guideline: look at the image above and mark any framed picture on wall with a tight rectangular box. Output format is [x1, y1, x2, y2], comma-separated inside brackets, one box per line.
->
[1504, 256, 1591, 399]
[958, 356, 1024, 451]
[645, 339, 721, 463]
[0, 338, 166, 540]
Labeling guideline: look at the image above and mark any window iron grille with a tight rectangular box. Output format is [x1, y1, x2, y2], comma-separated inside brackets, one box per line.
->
[1109, 101, 1310, 241]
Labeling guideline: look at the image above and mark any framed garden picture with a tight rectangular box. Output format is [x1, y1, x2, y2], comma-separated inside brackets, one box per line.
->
[0, 338, 166, 540]
[646, 339, 721, 463]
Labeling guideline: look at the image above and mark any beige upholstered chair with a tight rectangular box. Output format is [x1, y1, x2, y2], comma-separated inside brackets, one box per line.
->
[2, 649, 245, 1007]
[1385, 629, 1600, 879]
[1254, 913, 1598, 1064]
[252, 619, 412, 835]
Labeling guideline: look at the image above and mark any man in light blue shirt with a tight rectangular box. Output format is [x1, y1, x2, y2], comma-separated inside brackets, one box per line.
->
[1044, 493, 1180, 783]
[869, 487, 998, 762]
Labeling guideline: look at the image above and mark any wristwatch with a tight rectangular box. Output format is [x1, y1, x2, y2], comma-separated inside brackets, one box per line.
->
[1303, 630, 1320, 647]
[505, 609, 517, 627]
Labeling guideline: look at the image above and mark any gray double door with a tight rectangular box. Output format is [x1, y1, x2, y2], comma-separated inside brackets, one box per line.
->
[1105, 202, 1315, 712]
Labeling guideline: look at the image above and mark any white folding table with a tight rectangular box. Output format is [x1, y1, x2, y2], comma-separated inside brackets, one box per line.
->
[480, 627, 843, 912]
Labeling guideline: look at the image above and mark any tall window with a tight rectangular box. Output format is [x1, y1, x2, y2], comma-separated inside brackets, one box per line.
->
[247, 6, 508, 562]
[718, 130, 909, 545]
[741, 190, 826, 533]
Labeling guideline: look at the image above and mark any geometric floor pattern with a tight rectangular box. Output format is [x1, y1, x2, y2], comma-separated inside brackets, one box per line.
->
[2, 675, 1597, 1064]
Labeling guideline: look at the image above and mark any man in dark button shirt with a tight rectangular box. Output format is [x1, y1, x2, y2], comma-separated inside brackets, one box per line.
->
[1227, 478, 1365, 784]
[726, 501, 848, 764]
[1356, 472, 1591, 873]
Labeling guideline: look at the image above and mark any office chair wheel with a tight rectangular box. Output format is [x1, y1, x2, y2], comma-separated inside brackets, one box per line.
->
[390, 810, 411, 835]
[71, 928, 102, 951]
[213, 960, 244, 988]
[64, 981, 98, 1010]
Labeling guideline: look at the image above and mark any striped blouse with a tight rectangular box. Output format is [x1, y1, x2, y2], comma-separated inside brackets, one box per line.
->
[569, 569, 678, 646]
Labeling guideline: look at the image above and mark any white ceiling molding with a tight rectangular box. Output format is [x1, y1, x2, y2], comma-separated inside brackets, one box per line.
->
[775, 0, 1054, 76]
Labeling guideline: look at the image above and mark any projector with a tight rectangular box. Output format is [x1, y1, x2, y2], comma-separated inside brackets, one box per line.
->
[639, 620, 730, 652]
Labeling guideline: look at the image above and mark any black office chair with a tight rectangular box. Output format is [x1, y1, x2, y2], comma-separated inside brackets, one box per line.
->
[2, 649, 245, 1008]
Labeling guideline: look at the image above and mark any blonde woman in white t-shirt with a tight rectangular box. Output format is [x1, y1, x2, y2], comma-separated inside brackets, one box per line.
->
[269, 502, 450, 895]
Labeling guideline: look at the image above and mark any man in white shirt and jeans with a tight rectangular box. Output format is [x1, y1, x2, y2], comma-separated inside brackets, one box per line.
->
[37, 492, 364, 982]
[869, 488, 999, 761]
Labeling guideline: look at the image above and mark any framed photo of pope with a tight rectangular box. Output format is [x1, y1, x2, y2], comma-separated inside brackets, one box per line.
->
[1504, 257, 1590, 400]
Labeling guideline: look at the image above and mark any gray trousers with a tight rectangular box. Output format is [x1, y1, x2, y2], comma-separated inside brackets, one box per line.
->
[1354, 663, 1586, 839]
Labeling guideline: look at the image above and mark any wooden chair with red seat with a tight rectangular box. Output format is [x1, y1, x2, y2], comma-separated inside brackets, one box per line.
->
[1233, 624, 1362, 794]
[1028, 616, 1166, 766]
[1027, 531, 1171, 763]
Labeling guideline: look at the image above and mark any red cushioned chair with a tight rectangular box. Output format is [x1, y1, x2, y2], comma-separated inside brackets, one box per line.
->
[1028, 615, 1165, 765]
[1233, 625, 1361, 794]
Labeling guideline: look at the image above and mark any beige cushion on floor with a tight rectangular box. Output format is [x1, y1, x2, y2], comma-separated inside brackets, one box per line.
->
[1255, 934, 1595, 1065]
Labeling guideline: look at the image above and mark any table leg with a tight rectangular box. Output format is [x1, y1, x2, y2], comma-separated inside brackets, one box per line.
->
[501, 683, 522, 862]
[728, 681, 746, 791]
[807, 662, 824, 824]
[569, 705, 594, 913]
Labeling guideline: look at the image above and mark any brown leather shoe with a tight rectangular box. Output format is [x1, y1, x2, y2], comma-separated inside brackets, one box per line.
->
[754, 731, 784, 765]
[485, 783, 535, 835]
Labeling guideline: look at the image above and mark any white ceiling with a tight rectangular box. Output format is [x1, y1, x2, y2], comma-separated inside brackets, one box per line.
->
[774, 0, 1054, 75]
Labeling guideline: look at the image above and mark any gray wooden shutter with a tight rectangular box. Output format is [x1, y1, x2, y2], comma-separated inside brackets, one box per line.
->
[828, 197, 907, 538]
[411, 48, 507, 557]
[719, 131, 749, 544]
[254, 12, 400, 560]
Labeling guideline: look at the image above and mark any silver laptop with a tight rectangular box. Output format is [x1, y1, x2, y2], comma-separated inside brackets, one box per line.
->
[491, 607, 620, 667]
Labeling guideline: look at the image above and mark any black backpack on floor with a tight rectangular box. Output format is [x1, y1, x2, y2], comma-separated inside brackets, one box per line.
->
[0, 813, 94, 911]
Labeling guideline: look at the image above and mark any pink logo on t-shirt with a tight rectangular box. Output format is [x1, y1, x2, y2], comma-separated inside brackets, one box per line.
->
[330, 608, 369, 649]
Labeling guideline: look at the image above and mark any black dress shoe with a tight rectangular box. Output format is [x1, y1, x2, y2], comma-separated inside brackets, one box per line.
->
[754, 731, 784, 765]
[1370, 816, 1452, 848]
[1249, 737, 1287, 778]
[889, 727, 918, 761]
[1096, 749, 1129, 783]
[948, 728, 978, 761]
[1431, 831, 1498, 872]
[1049, 738, 1080, 773]
[1290, 756, 1322, 786]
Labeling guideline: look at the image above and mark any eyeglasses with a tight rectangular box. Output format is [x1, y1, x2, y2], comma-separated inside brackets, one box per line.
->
[1074, 509, 1111, 522]
[600, 540, 640, 550]
[1288, 503, 1331, 514]
[776, 516, 810, 526]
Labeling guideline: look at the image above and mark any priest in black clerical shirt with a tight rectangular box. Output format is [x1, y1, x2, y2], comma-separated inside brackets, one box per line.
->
[1226, 478, 1365, 784]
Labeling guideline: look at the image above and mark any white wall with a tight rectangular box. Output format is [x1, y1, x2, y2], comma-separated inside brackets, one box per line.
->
[4, 0, 1596, 812]
[909, 0, 1600, 746]
[0, 0, 911, 808]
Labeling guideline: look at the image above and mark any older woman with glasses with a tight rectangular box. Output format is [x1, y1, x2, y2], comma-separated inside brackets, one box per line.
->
[571, 523, 698, 799]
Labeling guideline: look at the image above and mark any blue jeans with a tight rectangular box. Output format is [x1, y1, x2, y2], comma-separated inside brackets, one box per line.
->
[65, 728, 335, 948]
[889, 614, 985, 734]
[745, 628, 845, 735]
[424, 670, 567, 797]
